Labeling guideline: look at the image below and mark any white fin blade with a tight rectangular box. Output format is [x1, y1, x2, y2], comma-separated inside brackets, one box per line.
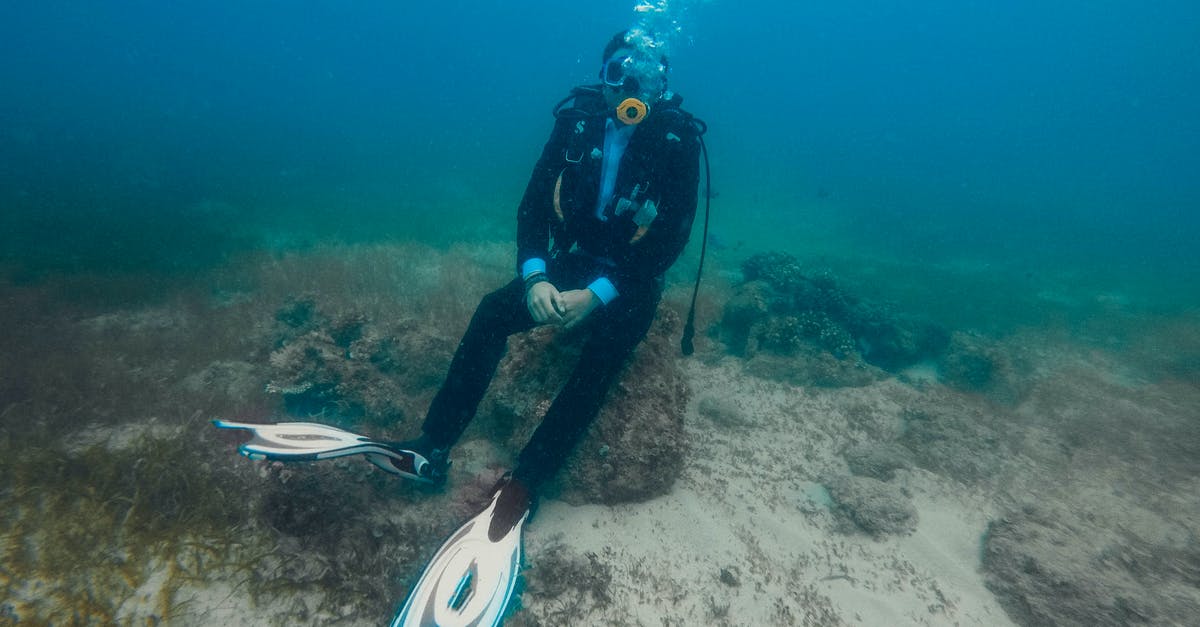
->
[392, 490, 527, 627]
[213, 420, 371, 458]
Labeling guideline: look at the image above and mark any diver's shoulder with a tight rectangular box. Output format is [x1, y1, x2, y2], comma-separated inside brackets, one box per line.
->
[649, 92, 703, 137]
[553, 84, 608, 118]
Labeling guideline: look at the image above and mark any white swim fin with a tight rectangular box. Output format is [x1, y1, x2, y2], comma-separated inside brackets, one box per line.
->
[213, 419, 441, 484]
[391, 475, 532, 627]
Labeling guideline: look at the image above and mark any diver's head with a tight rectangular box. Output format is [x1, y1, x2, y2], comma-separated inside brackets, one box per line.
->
[599, 31, 668, 125]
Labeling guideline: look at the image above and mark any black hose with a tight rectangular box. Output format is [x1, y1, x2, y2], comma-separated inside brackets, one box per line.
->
[681, 132, 711, 356]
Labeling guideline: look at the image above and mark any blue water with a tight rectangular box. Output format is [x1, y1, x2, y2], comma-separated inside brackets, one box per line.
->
[3, 1, 1198, 312]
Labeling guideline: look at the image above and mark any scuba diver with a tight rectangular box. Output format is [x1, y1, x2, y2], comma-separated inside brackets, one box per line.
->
[216, 30, 706, 626]
[398, 29, 703, 521]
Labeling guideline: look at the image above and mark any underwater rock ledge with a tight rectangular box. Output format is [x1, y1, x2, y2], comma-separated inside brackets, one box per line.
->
[264, 295, 689, 505]
[479, 307, 690, 505]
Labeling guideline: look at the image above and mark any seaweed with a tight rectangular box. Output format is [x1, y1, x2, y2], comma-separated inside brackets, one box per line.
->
[0, 242, 513, 623]
[511, 538, 614, 625]
[0, 416, 256, 623]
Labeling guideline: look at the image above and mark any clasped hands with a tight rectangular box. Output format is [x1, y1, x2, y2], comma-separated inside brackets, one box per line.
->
[526, 281, 600, 329]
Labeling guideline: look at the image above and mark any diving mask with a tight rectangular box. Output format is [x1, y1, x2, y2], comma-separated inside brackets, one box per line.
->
[601, 56, 636, 89]
[600, 53, 666, 125]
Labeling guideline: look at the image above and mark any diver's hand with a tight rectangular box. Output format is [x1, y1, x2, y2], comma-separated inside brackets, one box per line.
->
[526, 281, 564, 324]
[557, 289, 601, 330]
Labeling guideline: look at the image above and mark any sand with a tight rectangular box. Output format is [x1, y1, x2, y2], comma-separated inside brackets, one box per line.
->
[511, 360, 1013, 625]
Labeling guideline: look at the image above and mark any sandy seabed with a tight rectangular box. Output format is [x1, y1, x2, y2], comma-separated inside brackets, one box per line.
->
[522, 361, 1010, 626]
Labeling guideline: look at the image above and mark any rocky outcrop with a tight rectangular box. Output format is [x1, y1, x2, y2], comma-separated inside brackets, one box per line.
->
[478, 308, 690, 505]
[983, 503, 1200, 626]
[938, 331, 1028, 403]
[718, 252, 948, 387]
[266, 297, 454, 427]
[266, 296, 689, 504]
[842, 441, 912, 482]
[826, 475, 918, 538]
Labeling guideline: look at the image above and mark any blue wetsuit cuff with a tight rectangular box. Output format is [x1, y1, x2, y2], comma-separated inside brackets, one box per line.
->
[521, 258, 546, 279]
[587, 277, 619, 305]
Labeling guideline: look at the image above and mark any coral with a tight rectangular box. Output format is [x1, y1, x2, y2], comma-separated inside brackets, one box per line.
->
[757, 311, 857, 358]
[741, 251, 807, 293]
[475, 308, 690, 505]
[719, 251, 948, 385]
[825, 475, 918, 538]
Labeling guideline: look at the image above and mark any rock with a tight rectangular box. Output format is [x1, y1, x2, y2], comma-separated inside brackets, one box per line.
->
[825, 475, 917, 538]
[274, 295, 321, 337]
[477, 308, 689, 505]
[697, 395, 750, 428]
[938, 331, 1026, 403]
[266, 297, 687, 504]
[718, 280, 771, 356]
[181, 360, 264, 404]
[266, 303, 453, 427]
[983, 503, 1200, 626]
[851, 309, 949, 373]
[898, 391, 1010, 485]
[718, 251, 949, 382]
[842, 441, 911, 481]
[743, 349, 881, 388]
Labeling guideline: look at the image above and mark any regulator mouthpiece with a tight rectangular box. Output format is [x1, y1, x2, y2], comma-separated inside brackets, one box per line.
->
[616, 97, 649, 125]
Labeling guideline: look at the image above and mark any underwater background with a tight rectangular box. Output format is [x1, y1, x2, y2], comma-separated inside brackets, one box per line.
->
[5, 0, 1197, 314]
[2, 1, 1199, 625]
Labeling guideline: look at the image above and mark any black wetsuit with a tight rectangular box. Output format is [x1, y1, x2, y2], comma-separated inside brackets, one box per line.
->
[420, 85, 701, 492]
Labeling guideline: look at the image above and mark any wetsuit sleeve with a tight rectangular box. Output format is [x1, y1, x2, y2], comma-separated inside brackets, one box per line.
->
[587, 277, 619, 304]
[516, 116, 574, 275]
[609, 123, 701, 294]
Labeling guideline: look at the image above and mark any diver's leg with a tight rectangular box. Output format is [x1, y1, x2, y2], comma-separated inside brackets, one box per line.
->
[421, 278, 534, 447]
[512, 286, 661, 492]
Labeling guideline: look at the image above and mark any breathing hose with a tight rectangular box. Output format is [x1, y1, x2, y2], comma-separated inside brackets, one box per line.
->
[680, 131, 711, 356]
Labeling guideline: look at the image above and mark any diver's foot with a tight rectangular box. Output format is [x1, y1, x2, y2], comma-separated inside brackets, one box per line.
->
[376, 435, 450, 486]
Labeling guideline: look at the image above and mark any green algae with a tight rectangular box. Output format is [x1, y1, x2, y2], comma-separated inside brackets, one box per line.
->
[0, 244, 518, 623]
[0, 417, 255, 623]
[0, 412, 450, 624]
